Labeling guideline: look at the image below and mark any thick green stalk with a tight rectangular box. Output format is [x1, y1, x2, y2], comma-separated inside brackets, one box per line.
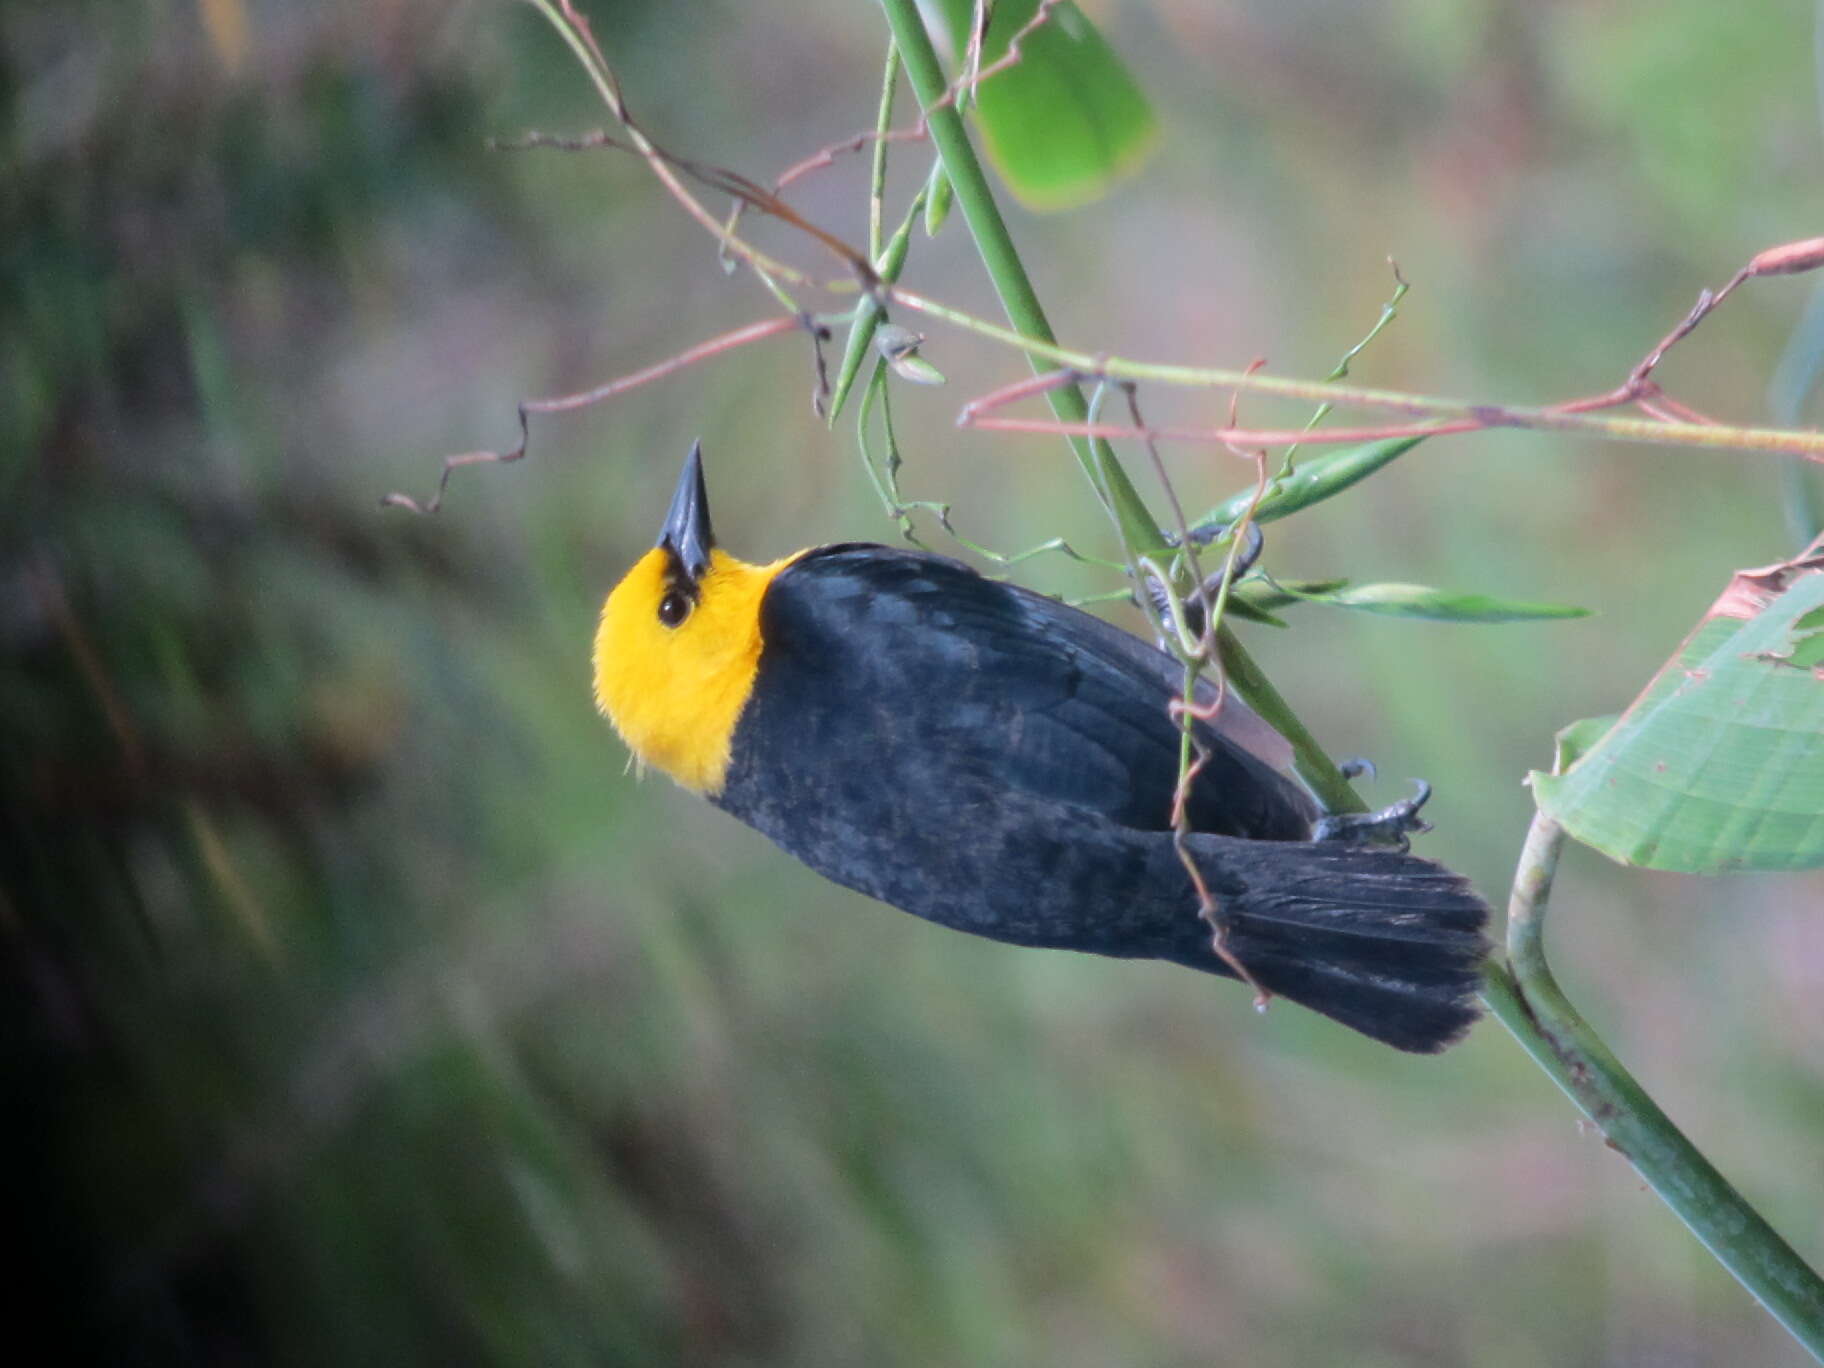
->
[1485, 816, 1824, 1361]
[876, 0, 1164, 556]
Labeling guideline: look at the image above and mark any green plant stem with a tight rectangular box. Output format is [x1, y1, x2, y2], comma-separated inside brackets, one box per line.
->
[827, 41, 918, 424]
[868, 39, 898, 261]
[1483, 814, 1824, 1361]
[877, 0, 1164, 555]
[891, 285, 1824, 461]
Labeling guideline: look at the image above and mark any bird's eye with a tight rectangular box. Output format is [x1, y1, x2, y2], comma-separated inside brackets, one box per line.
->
[657, 590, 692, 627]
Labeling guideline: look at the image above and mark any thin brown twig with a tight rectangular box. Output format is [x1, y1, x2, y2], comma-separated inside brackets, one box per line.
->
[1127, 381, 1217, 656]
[530, 4, 1824, 471]
[802, 312, 834, 417]
[928, 239, 1824, 459]
[962, 413, 1490, 448]
[1634, 397, 1683, 426]
[956, 285, 1773, 449]
[713, 0, 1051, 273]
[751, 0, 1066, 205]
[548, 3, 809, 284]
[955, 363, 1478, 449]
[968, 0, 1065, 100]
[544, 0, 870, 291]
[723, 0, 1003, 248]
[1545, 276, 1748, 416]
[1118, 380, 1273, 1003]
[963, 366, 1086, 414]
[953, 329, 1735, 448]
[382, 314, 804, 514]
[1639, 387, 1722, 426]
[465, 6, 1824, 543]
[1162, 362, 1273, 729]
[1221, 358, 1271, 462]
[1524, 247, 1824, 425]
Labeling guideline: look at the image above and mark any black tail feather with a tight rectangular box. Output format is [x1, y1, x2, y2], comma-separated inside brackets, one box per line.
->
[1180, 839, 1491, 1053]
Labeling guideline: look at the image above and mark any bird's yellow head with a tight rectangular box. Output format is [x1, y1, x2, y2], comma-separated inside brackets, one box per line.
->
[592, 444, 798, 795]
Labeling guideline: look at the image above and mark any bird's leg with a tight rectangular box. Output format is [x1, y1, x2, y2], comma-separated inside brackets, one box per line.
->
[1312, 779, 1433, 852]
[1142, 520, 1266, 640]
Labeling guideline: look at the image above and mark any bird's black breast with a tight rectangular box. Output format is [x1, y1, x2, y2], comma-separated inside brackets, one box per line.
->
[714, 546, 1315, 886]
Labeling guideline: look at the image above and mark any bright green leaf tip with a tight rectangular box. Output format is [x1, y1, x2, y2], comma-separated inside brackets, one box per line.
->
[1290, 581, 1593, 623]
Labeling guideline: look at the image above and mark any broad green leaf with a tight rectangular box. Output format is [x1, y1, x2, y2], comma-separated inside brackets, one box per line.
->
[1533, 544, 1824, 872]
[1282, 580, 1592, 623]
[928, 0, 1158, 211]
[1550, 714, 1621, 772]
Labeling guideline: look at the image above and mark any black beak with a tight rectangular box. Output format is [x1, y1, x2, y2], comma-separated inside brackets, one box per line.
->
[658, 439, 715, 582]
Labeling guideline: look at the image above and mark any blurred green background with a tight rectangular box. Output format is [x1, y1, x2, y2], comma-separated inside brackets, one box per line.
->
[7, 1, 1824, 1363]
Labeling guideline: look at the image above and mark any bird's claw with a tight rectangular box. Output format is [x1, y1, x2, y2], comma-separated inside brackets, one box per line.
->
[1179, 519, 1265, 581]
[1311, 779, 1433, 852]
[1142, 521, 1266, 639]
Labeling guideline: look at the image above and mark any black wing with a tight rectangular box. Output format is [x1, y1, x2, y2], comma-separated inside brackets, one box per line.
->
[731, 544, 1316, 840]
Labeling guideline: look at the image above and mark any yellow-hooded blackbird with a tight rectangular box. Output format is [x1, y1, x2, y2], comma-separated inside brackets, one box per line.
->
[594, 444, 1489, 1052]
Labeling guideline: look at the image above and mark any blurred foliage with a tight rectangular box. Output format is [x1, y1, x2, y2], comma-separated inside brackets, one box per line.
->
[4, 1, 1823, 1365]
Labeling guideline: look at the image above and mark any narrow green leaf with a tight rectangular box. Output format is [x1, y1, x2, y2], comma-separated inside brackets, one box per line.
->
[927, 0, 1158, 211]
[1211, 592, 1288, 628]
[1533, 547, 1824, 872]
[1230, 577, 1346, 615]
[828, 301, 885, 427]
[889, 352, 946, 385]
[924, 160, 954, 235]
[827, 188, 927, 424]
[1197, 436, 1424, 531]
[1285, 580, 1593, 623]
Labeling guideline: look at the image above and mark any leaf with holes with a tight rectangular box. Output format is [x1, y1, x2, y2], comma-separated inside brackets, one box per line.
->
[1533, 538, 1824, 873]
